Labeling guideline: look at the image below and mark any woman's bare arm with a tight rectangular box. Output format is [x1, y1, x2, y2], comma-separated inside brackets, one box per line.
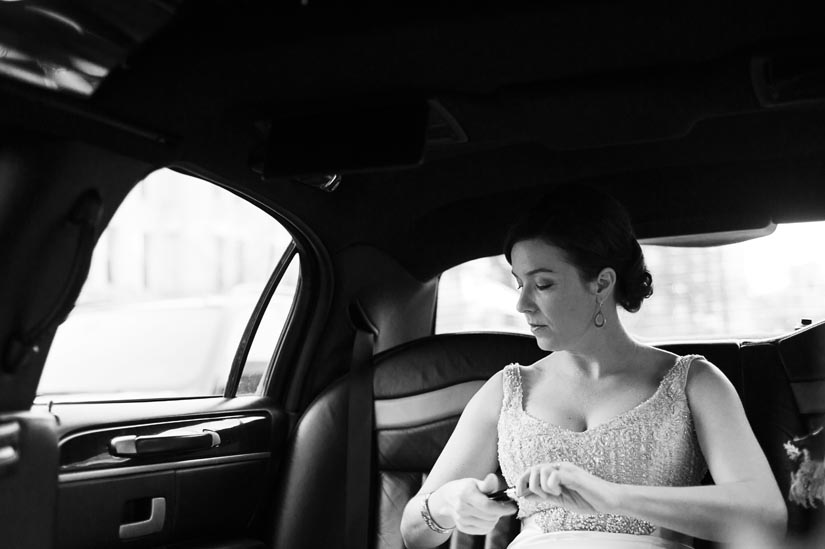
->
[400, 370, 517, 549]
[611, 358, 787, 540]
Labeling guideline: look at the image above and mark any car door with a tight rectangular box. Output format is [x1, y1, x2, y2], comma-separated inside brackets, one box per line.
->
[1, 162, 306, 549]
[0, 407, 58, 548]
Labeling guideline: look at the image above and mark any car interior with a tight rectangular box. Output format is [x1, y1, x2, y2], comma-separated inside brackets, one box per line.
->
[1, 2, 824, 548]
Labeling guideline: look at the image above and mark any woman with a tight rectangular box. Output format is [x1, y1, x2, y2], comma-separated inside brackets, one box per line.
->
[400, 185, 787, 549]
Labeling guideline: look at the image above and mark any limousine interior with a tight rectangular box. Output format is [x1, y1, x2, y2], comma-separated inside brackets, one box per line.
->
[0, 2, 823, 548]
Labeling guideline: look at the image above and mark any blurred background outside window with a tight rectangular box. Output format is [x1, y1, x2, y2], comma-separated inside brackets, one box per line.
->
[37, 169, 297, 402]
[436, 221, 825, 341]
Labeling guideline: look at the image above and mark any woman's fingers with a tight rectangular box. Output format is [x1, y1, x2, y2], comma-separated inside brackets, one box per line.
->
[444, 477, 518, 535]
[513, 462, 610, 516]
[433, 476, 520, 536]
[477, 472, 503, 494]
[451, 501, 513, 534]
[517, 463, 565, 499]
[543, 466, 563, 496]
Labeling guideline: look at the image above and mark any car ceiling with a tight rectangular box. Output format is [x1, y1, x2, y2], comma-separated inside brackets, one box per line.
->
[2, 1, 825, 280]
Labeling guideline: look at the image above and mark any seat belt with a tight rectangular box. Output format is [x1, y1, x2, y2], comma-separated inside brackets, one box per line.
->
[345, 301, 377, 549]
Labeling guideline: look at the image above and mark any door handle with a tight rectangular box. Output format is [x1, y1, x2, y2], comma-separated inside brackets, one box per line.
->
[0, 445, 18, 470]
[0, 421, 20, 472]
[109, 430, 221, 457]
[119, 497, 166, 539]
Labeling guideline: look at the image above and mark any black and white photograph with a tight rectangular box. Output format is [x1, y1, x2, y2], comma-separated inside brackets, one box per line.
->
[1, 2, 823, 548]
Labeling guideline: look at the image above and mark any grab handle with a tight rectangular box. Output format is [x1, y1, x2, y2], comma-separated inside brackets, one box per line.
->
[0, 422, 20, 473]
[119, 497, 166, 539]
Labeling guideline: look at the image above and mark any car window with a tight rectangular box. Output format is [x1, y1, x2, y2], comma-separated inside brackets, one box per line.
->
[437, 255, 529, 336]
[36, 169, 298, 402]
[436, 221, 825, 340]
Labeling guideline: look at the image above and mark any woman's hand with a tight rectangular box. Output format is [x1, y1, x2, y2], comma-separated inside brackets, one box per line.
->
[429, 473, 518, 535]
[515, 462, 619, 515]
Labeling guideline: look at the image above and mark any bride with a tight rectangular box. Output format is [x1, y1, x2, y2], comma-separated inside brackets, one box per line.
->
[399, 185, 786, 549]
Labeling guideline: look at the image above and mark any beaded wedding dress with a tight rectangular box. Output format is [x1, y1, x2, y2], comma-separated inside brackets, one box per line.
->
[498, 355, 708, 549]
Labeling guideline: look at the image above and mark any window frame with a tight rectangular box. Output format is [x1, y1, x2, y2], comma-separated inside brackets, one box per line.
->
[225, 241, 298, 397]
[37, 169, 306, 404]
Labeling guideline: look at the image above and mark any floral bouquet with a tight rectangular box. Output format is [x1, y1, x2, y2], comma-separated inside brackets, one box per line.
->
[784, 426, 825, 508]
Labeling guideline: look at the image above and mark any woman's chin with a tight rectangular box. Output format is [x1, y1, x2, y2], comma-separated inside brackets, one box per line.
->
[531, 333, 557, 352]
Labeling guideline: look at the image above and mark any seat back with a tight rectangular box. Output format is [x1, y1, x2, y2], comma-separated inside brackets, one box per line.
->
[271, 331, 817, 548]
[741, 322, 825, 539]
[372, 333, 547, 549]
[270, 333, 545, 549]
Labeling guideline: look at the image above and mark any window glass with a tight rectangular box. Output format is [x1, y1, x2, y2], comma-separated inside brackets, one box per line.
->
[436, 255, 528, 336]
[37, 169, 297, 402]
[436, 221, 825, 341]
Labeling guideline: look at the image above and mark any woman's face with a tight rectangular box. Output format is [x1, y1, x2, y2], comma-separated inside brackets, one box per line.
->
[510, 238, 598, 352]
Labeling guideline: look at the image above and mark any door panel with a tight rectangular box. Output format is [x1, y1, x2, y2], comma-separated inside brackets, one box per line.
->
[58, 471, 175, 549]
[47, 396, 288, 549]
[0, 411, 58, 549]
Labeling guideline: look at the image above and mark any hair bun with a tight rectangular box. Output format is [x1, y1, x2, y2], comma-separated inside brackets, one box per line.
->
[618, 241, 653, 312]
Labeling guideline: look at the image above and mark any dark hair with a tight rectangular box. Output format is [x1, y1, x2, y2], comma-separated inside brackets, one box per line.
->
[504, 185, 653, 312]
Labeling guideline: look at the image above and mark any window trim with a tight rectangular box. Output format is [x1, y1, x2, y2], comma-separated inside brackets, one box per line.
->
[224, 240, 298, 398]
[39, 168, 301, 403]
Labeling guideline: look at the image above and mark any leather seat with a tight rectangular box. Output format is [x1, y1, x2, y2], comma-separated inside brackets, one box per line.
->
[741, 322, 825, 540]
[271, 333, 545, 549]
[372, 333, 547, 549]
[271, 331, 815, 548]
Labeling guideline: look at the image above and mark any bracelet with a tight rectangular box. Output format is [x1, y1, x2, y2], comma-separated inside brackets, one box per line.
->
[420, 491, 454, 535]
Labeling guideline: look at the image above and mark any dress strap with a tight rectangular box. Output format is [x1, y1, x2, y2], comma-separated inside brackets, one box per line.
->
[663, 354, 705, 399]
[501, 364, 524, 411]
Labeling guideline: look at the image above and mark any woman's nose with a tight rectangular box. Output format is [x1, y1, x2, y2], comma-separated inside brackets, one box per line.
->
[516, 287, 534, 313]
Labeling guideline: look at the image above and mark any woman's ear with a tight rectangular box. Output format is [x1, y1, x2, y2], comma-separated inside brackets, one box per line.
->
[594, 267, 616, 300]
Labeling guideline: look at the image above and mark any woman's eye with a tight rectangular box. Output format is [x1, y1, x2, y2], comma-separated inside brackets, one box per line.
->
[536, 283, 553, 290]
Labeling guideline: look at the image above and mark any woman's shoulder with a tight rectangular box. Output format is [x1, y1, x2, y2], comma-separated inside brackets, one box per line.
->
[647, 352, 740, 409]
[507, 353, 556, 386]
[628, 348, 732, 400]
[683, 355, 735, 393]
[484, 362, 531, 395]
[470, 361, 539, 418]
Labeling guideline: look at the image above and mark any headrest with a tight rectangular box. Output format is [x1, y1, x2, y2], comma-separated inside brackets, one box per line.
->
[373, 332, 547, 399]
[372, 333, 546, 470]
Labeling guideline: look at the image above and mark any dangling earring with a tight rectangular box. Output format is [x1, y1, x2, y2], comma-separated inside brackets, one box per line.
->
[593, 299, 606, 328]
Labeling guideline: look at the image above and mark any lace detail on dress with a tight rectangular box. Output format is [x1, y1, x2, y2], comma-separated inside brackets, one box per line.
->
[501, 363, 523, 411]
[497, 356, 708, 536]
